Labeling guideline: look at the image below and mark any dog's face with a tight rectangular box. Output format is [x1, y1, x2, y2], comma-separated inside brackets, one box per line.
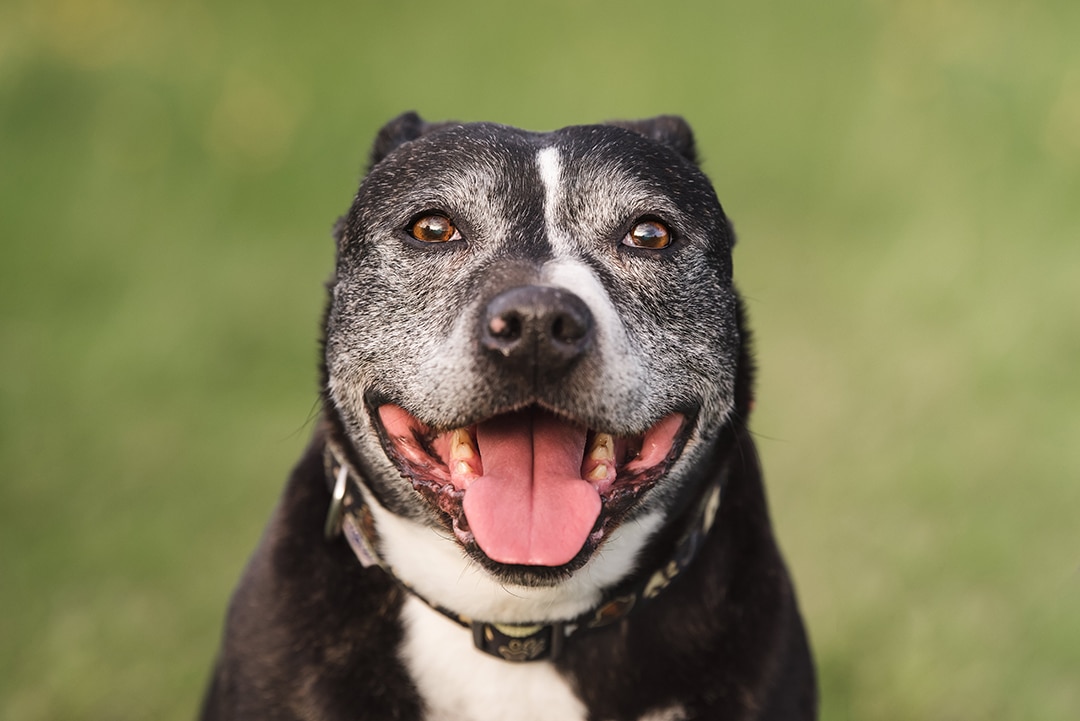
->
[324, 114, 739, 617]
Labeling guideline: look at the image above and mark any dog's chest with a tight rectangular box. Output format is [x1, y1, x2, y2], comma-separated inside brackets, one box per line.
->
[398, 598, 690, 721]
[399, 597, 587, 721]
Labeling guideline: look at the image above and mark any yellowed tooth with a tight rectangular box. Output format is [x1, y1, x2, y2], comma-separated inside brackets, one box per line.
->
[450, 428, 475, 460]
[588, 433, 615, 461]
[587, 463, 611, 482]
[455, 460, 473, 476]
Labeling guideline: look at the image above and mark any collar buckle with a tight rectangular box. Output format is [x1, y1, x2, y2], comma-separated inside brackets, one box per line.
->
[472, 621, 565, 662]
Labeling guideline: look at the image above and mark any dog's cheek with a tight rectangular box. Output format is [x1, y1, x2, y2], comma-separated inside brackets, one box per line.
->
[326, 247, 479, 408]
[614, 257, 739, 414]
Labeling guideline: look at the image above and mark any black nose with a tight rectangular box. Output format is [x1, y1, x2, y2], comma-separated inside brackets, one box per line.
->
[480, 285, 594, 379]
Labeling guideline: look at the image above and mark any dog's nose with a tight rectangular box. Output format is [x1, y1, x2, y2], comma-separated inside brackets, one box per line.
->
[480, 285, 594, 378]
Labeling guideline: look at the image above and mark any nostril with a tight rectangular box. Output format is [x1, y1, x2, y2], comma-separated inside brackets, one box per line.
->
[552, 316, 565, 341]
[551, 311, 587, 345]
[489, 313, 522, 341]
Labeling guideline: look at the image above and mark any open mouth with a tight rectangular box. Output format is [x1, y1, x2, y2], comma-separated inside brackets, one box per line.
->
[375, 404, 687, 569]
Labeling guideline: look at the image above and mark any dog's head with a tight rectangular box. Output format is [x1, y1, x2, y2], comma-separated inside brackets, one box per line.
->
[323, 113, 744, 620]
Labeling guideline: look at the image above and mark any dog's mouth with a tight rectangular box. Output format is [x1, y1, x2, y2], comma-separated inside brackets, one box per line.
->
[375, 404, 688, 570]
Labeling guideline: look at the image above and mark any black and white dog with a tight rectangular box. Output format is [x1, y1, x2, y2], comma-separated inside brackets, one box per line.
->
[201, 113, 816, 721]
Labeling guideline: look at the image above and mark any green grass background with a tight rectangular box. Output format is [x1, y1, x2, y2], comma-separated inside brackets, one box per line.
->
[2, 0, 1078, 718]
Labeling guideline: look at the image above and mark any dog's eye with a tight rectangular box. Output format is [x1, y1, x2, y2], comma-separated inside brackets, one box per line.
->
[623, 220, 672, 249]
[409, 214, 460, 243]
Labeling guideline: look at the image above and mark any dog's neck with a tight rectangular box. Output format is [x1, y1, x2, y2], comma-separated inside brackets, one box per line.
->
[322, 439, 725, 663]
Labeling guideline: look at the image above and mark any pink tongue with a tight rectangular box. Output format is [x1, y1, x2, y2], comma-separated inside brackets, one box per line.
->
[462, 410, 601, 567]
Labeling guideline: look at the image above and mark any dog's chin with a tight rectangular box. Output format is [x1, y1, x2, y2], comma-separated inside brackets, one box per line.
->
[368, 401, 693, 586]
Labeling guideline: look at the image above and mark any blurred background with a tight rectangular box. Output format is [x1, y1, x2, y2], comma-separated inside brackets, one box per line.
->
[2, 0, 1078, 719]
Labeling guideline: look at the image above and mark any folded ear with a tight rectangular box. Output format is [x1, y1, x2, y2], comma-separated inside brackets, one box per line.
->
[368, 111, 457, 170]
[605, 115, 698, 165]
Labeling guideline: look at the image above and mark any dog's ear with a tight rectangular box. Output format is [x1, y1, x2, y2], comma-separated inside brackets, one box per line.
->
[368, 111, 457, 170]
[369, 112, 425, 167]
[606, 115, 699, 165]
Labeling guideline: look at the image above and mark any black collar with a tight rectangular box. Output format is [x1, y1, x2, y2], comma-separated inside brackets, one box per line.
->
[323, 441, 723, 663]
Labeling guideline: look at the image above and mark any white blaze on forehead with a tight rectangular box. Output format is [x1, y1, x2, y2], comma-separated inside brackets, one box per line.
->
[536, 146, 561, 204]
[535, 148, 648, 396]
[536, 146, 575, 257]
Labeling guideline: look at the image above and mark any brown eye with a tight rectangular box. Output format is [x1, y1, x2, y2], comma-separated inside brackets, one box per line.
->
[623, 219, 672, 249]
[409, 214, 460, 243]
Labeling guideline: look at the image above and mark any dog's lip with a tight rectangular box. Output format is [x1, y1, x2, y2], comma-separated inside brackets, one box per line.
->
[373, 403, 690, 569]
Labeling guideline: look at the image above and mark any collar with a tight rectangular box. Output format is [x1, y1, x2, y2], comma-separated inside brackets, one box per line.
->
[322, 440, 723, 663]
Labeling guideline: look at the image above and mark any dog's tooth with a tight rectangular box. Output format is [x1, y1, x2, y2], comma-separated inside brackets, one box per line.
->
[587, 433, 615, 462]
[450, 428, 475, 460]
[587, 464, 611, 482]
[449, 429, 481, 483]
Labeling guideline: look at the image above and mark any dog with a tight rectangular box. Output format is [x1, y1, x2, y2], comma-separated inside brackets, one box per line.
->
[200, 113, 817, 721]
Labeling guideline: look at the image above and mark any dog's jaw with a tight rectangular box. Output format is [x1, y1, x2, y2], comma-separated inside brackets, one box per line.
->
[357, 470, 668, 623]
[374, 403, 689, 572]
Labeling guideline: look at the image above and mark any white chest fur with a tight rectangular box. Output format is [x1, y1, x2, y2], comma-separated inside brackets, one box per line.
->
[399, 597, 588, 721]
